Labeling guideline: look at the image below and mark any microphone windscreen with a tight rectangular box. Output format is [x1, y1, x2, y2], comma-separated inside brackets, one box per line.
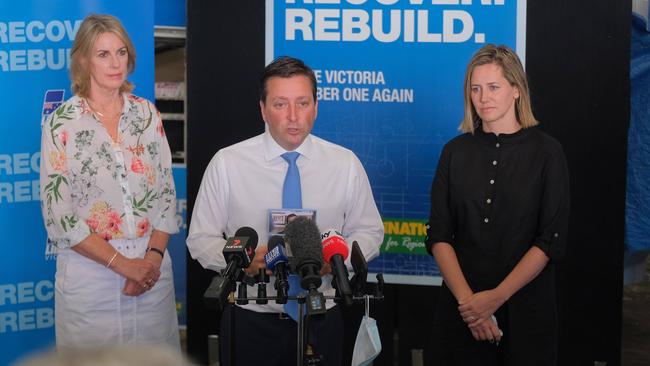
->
[235, 226, 259, 249]
[283, 216, 323, 267]
[267, 235, 284, 251]
[321, 228, 349, 263]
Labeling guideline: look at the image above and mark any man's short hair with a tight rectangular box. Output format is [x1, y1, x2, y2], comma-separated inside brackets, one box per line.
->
[259, 56, 317, 103]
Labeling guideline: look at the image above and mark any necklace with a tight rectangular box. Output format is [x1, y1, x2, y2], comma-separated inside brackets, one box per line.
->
[86, 97, 123, 119]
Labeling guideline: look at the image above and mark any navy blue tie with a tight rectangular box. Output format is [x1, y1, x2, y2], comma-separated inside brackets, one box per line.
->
[281, 152, 304, 321]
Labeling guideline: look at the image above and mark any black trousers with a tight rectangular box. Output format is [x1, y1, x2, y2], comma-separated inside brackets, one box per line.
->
[219, 305, 343, 366]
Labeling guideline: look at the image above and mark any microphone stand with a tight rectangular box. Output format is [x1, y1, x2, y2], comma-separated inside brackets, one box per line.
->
[218, 273, 386, 366]
[228, 291, 236, 366]
[297, 294, 306, 366]
[228, 271, 251, 366]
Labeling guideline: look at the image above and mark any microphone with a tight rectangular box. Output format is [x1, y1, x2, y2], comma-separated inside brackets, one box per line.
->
[321, 229, 353, 306]
[264, 235, 290, 304]
[255, 269, 269, 304]
[350, 241, 368, 297]
[221, 226, 258, 282]
[204, 227, 258, 309]
[283, 216, 326, 315]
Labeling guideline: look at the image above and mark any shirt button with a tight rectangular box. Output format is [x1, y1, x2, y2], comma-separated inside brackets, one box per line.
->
[490, 179, 495, 184]
[492, 160, 498, 166]
[486, 198, 492, 204]
[484, 218, 489, 223]
[554, 233, 559, 237]
[496, 143, 500, 148]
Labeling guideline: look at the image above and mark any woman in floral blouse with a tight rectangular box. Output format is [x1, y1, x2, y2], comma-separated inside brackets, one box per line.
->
[40, 14, 179, 349]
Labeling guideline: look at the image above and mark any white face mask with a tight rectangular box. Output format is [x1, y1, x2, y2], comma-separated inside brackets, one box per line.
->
[352, 297, 382, 366]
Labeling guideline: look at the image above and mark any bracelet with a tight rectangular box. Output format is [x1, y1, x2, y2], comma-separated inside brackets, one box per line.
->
[146, 247, 164, 258]
[105, 251, 118, 268]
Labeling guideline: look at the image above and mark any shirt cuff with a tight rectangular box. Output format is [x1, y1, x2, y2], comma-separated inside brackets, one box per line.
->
[65, 220, 93, 248]
[153, 214, 180, 235]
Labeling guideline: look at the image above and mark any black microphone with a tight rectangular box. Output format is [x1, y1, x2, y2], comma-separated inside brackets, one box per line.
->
[350, 240, 368, 297]
[237, 281, 249, 305]
[221, 226, 258, 282]
[283, 216, 326, 315]
[203, 227, 258, 309]
[255, 268, 269, 304]
[264, 235, 290, 304]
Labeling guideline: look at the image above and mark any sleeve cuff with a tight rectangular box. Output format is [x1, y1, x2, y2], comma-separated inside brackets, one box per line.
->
[533, 231, 564, 262]
[153, 214, 180, 235]
[66, 220, 92, 248]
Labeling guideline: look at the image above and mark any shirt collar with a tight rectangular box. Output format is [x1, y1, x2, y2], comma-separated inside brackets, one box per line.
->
[475, 122, 532, 144]
[263, 131, 314, 162]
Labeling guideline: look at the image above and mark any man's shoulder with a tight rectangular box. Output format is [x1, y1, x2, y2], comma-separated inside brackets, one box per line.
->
[203, 134, 265, 172]
[310, 135, 357, 160]
[223, 133, 264, 149]
[216, 133, 265, 157]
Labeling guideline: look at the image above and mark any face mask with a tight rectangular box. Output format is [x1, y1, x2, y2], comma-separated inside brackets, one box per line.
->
[352, 296, 382, 366]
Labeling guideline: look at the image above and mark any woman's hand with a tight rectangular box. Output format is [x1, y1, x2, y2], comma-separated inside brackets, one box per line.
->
[123, 279, 146, 296]
[458, 289, 506, 325]
[468, 316, 503, 343]
[144, 250, 163, 269]
[112, 256, 160, 294]
[120, 252, 165, 296]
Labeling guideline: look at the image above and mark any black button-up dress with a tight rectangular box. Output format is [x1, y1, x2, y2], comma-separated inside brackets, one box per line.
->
[426, 125, 570, 366]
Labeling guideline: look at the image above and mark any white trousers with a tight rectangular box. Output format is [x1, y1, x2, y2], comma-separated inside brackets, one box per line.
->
[55, 237, 180, 350]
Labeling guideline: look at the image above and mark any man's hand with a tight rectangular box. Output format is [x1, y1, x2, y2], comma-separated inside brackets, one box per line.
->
[320, 262, 332, 276]
[245, 245, 271, 276]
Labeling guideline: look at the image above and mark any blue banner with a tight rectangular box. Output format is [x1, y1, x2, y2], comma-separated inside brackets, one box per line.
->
[155, 0, 187, 27]
[0, 1, 154, 364]
[170, 166, 187, 326]
[267, 0, 526, 285]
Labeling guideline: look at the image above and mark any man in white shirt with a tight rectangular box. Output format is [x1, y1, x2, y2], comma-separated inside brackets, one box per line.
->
[187, 56, 384, 366]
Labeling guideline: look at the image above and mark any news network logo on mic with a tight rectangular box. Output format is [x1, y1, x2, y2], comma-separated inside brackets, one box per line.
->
[321, 229, 342, 240]
[265, 246, 281, 263]
[225, 238, 242, 249]
[225, 236, 255, 258]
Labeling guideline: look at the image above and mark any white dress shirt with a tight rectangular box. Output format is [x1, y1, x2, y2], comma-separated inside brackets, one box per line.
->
[187, 131, 384, 313]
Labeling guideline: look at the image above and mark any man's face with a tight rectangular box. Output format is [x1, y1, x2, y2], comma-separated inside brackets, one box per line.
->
[260, 75, 318, 151]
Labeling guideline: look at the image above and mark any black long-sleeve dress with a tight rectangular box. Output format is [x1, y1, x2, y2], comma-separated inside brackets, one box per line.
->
[425, 125, 570, 366]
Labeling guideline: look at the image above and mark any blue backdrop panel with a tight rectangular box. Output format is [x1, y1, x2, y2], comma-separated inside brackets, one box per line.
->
[626, 14, 650, 252]
[0, 1, 153, 364]
[170, 166, 187, 326]
[155, 0, 186, 27]
[268, 0, 524, 284]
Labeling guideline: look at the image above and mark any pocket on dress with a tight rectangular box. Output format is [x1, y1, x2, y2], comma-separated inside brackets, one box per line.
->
[55, 252, 70, 295]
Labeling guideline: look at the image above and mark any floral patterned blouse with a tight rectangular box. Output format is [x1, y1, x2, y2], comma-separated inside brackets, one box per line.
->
[40, 94, 178, 250]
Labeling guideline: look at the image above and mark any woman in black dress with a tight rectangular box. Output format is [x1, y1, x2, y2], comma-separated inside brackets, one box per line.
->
[426, 44, 569, 366]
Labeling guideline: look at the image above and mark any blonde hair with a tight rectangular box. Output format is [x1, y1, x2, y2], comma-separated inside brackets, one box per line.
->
[70, 14, 136, 97]
[459, 44, 538, 134]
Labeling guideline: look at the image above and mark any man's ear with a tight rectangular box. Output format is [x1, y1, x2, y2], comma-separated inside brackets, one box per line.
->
[259, 100, 267, 123]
